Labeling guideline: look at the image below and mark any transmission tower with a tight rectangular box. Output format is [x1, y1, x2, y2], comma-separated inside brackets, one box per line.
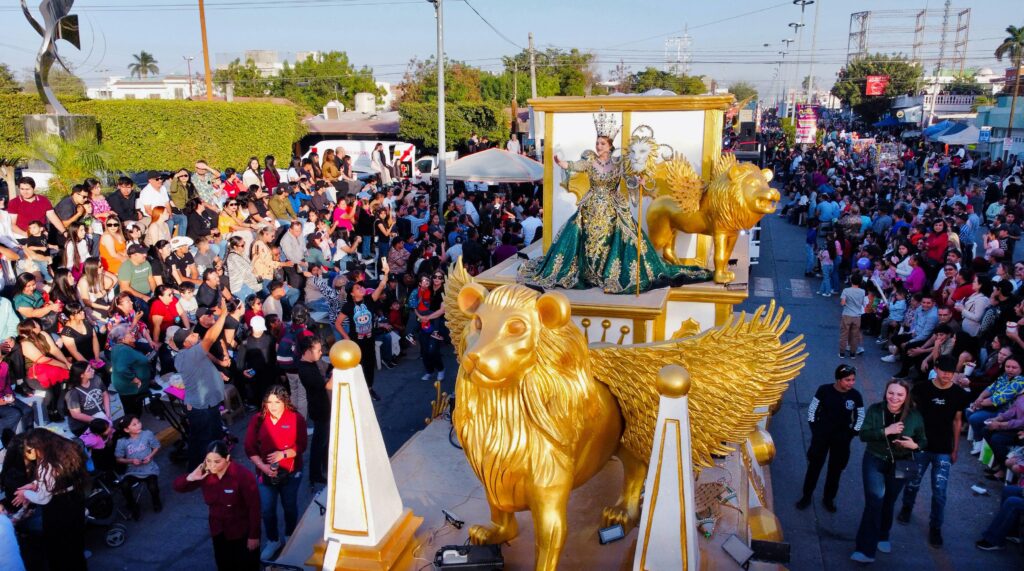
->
[952, 8, 971, 75]
[912, 9, 927, 63]
[664, 26, 691, 75]
[847, 11, 870, 63]
[935, 0, 951, 76]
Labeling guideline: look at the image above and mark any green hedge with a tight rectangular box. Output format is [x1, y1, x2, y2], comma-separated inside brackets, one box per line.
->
[0, 94, 306, 171]
[398, 101, 509, 152]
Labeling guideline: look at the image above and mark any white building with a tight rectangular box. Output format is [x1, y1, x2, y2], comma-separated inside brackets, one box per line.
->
[375, 81, 395, 111]
[86, 75, 203, 100]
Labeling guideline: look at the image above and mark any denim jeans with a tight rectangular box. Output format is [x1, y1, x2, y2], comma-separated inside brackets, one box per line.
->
[258, 470, 302, 542]
[831, 255, 843, 292]
[968, 409, 999, 442]
[805, 244, 817, 274]
[234, 283, 256, 303]
[360, 235, 372, 258]
[855, 452, 907, 557]
[168, 213, 188, 237]
[309, 419, 329, 486]
[419, 329, 444, 374]
[900, 451, 951, 529]
[818, 263, 834, 294]
[982, 486, 1024, 546]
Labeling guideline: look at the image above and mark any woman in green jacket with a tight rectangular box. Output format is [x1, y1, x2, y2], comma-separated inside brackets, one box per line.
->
[852, 378, 927, 564]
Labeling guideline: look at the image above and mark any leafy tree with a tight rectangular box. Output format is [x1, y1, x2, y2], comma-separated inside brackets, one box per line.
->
[728, 81, 758, 101]
[28, 133, 108, 200]
[398, 101, 506, 152]
[946, 73, 985, 95]
[128, 51, 159, 79]
[972, 95, 996, 112]
[630, 67, 706, 94]
[995, 24, 1024, 140]
[278, 51, 382, 114]
[0, 64, 20, 94]
[212, 58, 270, 98]
[831, 53, 923, 122]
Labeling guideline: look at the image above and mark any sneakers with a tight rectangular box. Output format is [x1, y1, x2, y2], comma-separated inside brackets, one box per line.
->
[975, 539, 1003, 551]
[369, 389, 381, 402]
[839, 353, 847, 359]
[795, 496, 811, 510]
[896, 506, 911, 524]
[436, 370, 445, 381]
[421, 373, 432, 381]
[875, 337, 888, 345]
[876, 541, 891, 554]
[971, 440, 983, 455]
[404, 334, 417, 346]
[849, 552, 875, 563]
[822, 498, 837, 513]
[929, 527, 943, 548]
[880, 354, 898, 363]
[855, 347, 865, 356]
[822, 292, 832, 297]
[260, 540, 281, 561]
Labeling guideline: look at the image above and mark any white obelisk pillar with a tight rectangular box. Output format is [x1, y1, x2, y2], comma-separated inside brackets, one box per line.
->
[316, 340, 421, 571]
[632, 365, 700, 571]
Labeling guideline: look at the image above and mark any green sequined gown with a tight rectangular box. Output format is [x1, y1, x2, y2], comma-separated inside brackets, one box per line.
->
[519, 153, 712, 294]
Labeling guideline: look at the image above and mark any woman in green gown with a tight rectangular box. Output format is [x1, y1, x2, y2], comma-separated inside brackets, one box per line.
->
[519, 135, 712, 294]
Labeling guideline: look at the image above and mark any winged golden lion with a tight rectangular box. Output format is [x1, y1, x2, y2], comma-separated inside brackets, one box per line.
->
[646, 153, 780, 284]
[445, 259, 805, 570]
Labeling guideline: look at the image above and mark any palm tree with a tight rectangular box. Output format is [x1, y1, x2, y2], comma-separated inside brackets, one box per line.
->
[995, 25, 1024, 154]
[128, 51, 160, 79]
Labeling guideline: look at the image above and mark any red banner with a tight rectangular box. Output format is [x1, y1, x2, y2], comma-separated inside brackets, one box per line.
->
[865, 75, 890, 96]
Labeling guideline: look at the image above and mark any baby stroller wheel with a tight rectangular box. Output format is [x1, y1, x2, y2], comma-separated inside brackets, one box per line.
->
[106, 523, 127, 547]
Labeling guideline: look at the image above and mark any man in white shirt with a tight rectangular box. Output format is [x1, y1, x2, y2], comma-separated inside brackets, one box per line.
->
[521, 209, 543, 245]
[506, 136, 521, 154]
[137, 171, 171, 231]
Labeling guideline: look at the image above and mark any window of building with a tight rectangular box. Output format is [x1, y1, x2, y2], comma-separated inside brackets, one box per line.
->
[174, 88, 184, 99]
[149, 94, 161, 100]
[124, 94, 136, 100]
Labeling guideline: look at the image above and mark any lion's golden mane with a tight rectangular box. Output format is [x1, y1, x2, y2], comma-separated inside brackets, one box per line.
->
[453, 285, 593, 491]
[705, 154, 773, 231]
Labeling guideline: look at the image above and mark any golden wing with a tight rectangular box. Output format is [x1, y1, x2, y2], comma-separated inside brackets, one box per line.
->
[443, 257, 478, 360]
[654, 153, 702, 214]
[590, 301, 806, 470]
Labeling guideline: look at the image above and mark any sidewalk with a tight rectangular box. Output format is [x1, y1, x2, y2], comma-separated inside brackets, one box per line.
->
[748, 214, 1021, 570]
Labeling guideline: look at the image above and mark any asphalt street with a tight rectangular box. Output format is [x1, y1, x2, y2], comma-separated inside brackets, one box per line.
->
[749, 213, 1022, 570]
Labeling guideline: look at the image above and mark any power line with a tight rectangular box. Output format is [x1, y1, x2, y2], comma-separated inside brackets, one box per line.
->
[605, 2, 792, 49]
[0, 0, 421, 11]
[459, 0, 524, 51]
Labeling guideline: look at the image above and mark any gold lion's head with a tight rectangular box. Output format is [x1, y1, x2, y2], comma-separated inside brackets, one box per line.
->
[708, 155, 780, 229]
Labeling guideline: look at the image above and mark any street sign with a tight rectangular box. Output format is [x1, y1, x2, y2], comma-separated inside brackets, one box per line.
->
[979, 126, 991, 143]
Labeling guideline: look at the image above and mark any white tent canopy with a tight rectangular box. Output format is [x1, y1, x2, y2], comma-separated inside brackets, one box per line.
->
[937, 124, 981, 145]
[434, 148, 543, 183]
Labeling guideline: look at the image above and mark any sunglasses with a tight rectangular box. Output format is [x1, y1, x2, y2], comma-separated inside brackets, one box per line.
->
[106, 223, 120, 228]
[227, 202, 238, 206]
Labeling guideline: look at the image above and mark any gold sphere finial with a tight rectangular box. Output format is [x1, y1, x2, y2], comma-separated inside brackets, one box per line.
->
[581, 318, 591, 327]
[619, 325, 631, 335]
[657, 365, 691, 397]
[329, 340, 362, 370]
[601, 319, 612, 329]
[749, 429, 776, 465]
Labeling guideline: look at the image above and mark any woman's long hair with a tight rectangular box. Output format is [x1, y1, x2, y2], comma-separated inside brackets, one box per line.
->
[24, 428, 88, 495]
[81, 257, 106, 296]
[17, 320, 51, 358]
[65, 222, 87, 269]
[15, 272, 37, 295]
[259, 385, 296, 426]
[50, 268, 79, 307]
[68, 360, 90, 387]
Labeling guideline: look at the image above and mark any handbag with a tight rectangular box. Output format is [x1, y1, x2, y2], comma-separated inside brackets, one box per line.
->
[892, 455, 919, 480]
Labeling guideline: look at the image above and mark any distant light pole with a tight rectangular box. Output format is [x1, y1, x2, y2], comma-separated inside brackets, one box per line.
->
[183, 55, 195, 98]
[428, 0, 447, 204]
[197, 0, 213, 100]
[788, 21, 806, 118]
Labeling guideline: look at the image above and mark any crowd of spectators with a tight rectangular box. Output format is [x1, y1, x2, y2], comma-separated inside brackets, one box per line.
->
[769, 109, 1024, 560]
[0, 144, 542, 569]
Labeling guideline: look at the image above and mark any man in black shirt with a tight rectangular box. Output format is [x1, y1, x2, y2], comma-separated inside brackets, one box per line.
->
[196, 268, 222, 310]
[340, 258, 389, 402]
[167, 236, 201, 286]
[296, 336, 329, 488]
[107, 176, 141, 225]
[896, 355, 971, 547]
[797, 363, 865, 512]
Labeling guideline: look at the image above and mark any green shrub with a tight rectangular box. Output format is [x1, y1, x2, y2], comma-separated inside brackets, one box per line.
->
[0, 94, 306, 171]
[399, 101, 509, 152]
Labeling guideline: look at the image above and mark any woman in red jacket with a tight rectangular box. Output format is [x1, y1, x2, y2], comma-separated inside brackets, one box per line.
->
[173, 441, 261, 570]
[244, 385, 308, 560]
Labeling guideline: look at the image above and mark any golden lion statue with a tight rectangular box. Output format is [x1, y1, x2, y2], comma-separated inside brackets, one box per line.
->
[445, 259, 805, 570]
[646, 153, 779, 284]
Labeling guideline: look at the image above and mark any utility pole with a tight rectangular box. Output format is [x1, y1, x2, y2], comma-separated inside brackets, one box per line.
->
[431, 0, 447, 203]
[183, 55, 195, 98]
[805, 0, 821, 104]
[528, 32, 538, 99]
[197, 0, 213, 100]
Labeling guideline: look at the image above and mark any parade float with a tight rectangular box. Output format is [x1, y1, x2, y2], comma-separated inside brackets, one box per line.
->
[275, 94, 806, 571]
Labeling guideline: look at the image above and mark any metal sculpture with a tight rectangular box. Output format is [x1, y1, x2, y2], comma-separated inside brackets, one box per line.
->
[21, 0, 81, 115]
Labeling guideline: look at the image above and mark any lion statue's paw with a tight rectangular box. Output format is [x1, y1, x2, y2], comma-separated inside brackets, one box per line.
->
[713, 269, 736, 284]
[601, 505, 639, 530]
[468, 523, 517, 545]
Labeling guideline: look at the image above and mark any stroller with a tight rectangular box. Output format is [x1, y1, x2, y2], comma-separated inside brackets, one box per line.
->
[80, 435, 137, 548]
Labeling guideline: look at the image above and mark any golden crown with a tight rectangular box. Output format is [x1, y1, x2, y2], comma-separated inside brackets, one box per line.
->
[592, 108, 620, 140]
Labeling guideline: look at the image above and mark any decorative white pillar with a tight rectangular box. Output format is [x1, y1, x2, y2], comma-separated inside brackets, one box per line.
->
[632, 365, 700, 571]
[309, 340, 421, 571]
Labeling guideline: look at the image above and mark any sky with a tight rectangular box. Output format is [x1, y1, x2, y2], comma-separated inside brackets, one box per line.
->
[1, 0, 1020, 95]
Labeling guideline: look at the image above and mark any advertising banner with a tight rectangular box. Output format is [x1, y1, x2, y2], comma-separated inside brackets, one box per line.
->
[795, 104, 818, 144]
[865, 75, 890, 96]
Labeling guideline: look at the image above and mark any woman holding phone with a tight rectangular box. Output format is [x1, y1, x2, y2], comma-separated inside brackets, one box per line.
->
[851, 378, 926, 563]
[173, 441, 261, 570]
